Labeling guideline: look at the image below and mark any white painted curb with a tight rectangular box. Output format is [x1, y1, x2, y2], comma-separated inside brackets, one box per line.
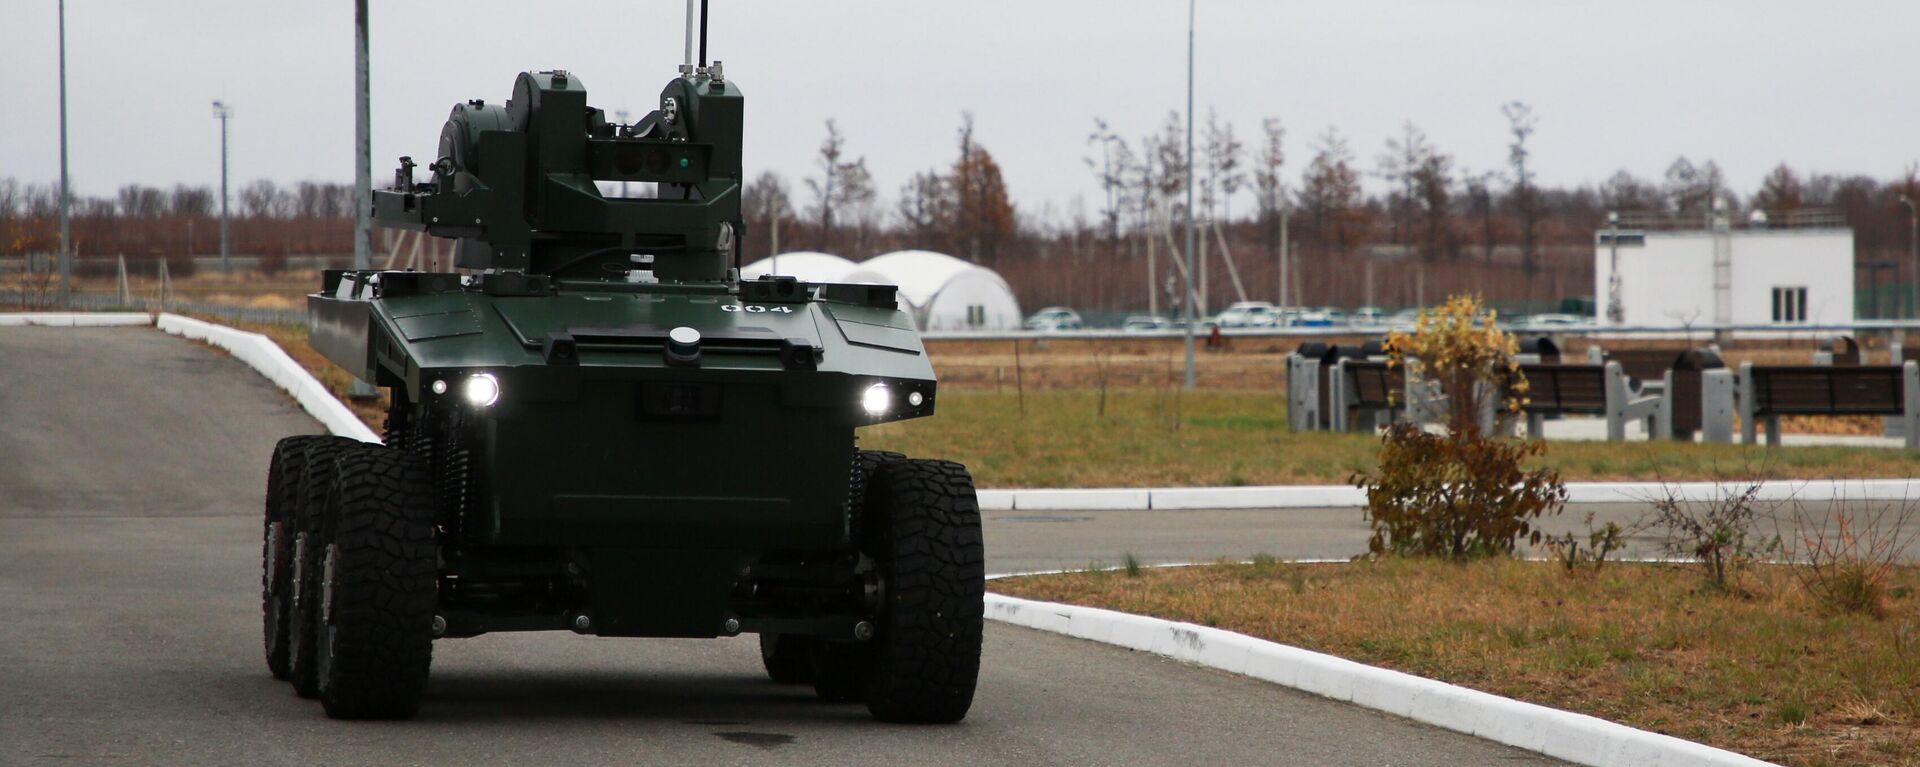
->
[0, 311, 153, 328]
[985, 592, 1779, 767]
[152, 313, 381, 444]
[988, 478, 1920, 510]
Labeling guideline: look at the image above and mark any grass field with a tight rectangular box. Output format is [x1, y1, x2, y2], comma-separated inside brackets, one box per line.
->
[861, 389, 1920, 487]
[993, 559, 1920, 767]
[118, 313, 1920, 487]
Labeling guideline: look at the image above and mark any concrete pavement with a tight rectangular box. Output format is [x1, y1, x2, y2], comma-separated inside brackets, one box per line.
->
[0, 326, 1570, 765]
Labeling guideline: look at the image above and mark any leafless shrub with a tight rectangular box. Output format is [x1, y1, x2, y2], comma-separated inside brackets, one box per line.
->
[1650, 481, 1781, 591]
[1782, 495, 1917, 619]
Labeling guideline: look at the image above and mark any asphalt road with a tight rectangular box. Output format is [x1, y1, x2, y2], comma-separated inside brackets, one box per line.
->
[0, 326, 1574, 766]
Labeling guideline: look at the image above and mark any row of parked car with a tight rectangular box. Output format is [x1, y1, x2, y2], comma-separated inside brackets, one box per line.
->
[1023, 303, 1596, 332]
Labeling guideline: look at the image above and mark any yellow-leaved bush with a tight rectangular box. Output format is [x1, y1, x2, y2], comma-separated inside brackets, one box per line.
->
[1353, 295, 1567, 559]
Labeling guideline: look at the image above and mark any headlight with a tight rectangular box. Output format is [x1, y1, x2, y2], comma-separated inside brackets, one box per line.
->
[463, 373, 501, 407]
[861, 383, 891, 415]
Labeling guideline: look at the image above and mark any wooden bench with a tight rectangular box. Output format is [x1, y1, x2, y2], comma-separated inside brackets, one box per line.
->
[1514, 362, 1662, 441]
[1329, 359, 1406, 432]
[1738, 362, 1919, 447]
[1586, 346, 1682, 392]
[1286, 342, 1380, 431]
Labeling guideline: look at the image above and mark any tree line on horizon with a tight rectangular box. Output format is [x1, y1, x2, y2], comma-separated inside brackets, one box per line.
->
[4, 103, 1916, 313]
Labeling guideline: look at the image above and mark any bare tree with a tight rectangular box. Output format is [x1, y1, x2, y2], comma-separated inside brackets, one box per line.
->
[947, 118, 1015, 263]
[240, 179, 283, 219]
[1150, 111, 1188, 223]
[1461, 168, 1499, 263]
[897, 169, 948, 249]
[1753, 164, 1806, 211]
[1376, 120, 1430, 251]
[1502, 101, 1540, 277]
[117, 184, 168, 218]
[1410, 148, 1453, 261]
[743, 170, 794, 258]
[1252, 118, 1286, 260]
[1599, 170, 1661, 212]
[169, 185, 213, 218]
[806, 120, 870, 253]
[1085, 118, 1132, 257]
[1298, 127, 1362, 250]
[1201, 109, 1243, 222]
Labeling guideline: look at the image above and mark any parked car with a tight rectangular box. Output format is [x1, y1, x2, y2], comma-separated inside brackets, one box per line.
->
[1387, 308, 1424, 330]
[1121, 314, 1172, 330]
[1293, 310, 1334, 328]
[1523, 313, 1592, 328]
[1024, 307, 1084, 332]
[1214, 301, 1282, 328]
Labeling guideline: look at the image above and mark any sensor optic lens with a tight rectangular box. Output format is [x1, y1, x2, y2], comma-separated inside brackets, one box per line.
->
[463, 373, 501, 407]
[861, 384, 891, 415]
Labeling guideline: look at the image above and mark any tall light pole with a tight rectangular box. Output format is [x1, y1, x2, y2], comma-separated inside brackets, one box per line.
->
[1901, 194, 1917, 319]
[57, 0, 71, 308]
[1180, 0, 1197, 389]
[212, 100, 233, 274]
[348, 0, 379, 400]
[353, 0, 371, 272]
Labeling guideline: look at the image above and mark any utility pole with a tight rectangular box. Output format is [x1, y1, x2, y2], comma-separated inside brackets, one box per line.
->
[1277, 194, 1290, 308]
[1606, 211, 1623, 324]
[1181, 0, 1197, 389]
[57, 0, 71, 307]
[212, 100, 233, 274]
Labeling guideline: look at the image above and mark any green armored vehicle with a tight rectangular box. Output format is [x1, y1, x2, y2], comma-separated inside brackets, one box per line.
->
[257, 60, 983, 723]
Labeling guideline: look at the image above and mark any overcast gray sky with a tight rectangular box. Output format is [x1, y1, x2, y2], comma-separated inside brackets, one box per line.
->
[4, 1, 1915, 217]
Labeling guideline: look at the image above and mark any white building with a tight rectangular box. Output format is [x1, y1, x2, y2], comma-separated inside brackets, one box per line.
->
[840, 250, 1023, 331]
[740, 251, 857, 283]
[1594, 220, 1854, 327]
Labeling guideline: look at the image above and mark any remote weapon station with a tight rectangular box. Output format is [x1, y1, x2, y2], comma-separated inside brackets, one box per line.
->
[259, 8, 983, 723]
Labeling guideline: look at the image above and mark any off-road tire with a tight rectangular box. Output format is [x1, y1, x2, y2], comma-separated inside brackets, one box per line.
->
[862, 459, 984, 722]
[315, 444, 438, 720]
[263, 435, 327, 680]
[759, 633, 816, 684]
[287, 436, 362, 698]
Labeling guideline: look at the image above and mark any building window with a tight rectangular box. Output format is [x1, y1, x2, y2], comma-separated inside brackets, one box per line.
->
[1771, 286, 1807, 323]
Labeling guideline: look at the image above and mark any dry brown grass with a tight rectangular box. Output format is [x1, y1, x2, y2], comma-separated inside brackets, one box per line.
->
[994, 559, 1920, 767]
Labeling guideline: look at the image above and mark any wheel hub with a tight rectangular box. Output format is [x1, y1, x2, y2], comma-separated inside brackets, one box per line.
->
[265, 522, 284, 590]
[290, 533, 308, 610]
[321, 544, 339, 625]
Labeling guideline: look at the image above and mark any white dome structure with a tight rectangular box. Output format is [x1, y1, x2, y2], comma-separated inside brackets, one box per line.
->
[740, 251, 857, 283]
[841, 250, 1023, 331]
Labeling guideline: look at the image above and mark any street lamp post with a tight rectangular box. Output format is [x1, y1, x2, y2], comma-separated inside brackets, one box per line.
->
[1900, 194, 1917, 319]
[211, 100, 233, 274]
[57, 0, 71, 308]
